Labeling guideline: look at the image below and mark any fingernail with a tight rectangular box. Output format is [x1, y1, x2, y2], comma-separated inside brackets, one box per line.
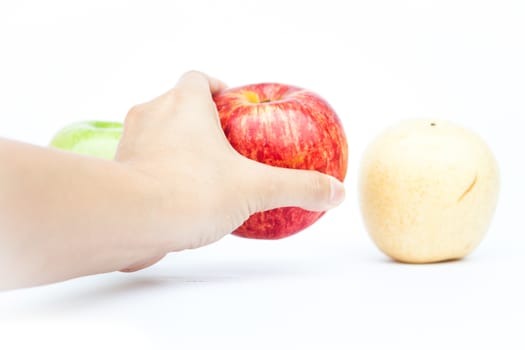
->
[329, 177, 346, 207]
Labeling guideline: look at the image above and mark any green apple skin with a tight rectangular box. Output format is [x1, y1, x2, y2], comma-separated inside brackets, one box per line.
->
[50, 121, 123, 160]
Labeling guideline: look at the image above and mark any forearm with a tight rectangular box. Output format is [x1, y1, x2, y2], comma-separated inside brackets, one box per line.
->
[0, 138, 160, 289]
[0, 71, 346, 289]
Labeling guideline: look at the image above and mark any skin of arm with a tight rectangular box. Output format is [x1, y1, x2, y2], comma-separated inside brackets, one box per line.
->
[0, 71, 345, 290]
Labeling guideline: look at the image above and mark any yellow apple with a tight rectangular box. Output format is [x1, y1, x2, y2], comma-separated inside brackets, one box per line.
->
[359, 119, 499, 263]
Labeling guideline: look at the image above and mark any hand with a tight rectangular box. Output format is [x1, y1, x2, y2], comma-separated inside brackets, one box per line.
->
[116, 71, 346, 271]
[0, 70, 346, 289]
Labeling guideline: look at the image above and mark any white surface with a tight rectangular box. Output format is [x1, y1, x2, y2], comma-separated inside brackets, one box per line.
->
[1, 0, 524, 349]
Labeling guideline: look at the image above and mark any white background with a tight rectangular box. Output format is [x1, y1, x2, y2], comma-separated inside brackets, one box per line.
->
[1, 0, 524, 349]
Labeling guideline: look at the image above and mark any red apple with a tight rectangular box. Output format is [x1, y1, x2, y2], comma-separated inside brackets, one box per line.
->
[213, 83, 348, 239]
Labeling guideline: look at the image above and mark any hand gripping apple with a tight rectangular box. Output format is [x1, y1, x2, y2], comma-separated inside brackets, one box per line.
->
[213, 83, 348, 238]
[0, 71, 347, 288]
[51, 76, 348, 241]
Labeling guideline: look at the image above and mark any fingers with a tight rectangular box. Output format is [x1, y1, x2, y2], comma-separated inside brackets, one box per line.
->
[175, 70, 227, 96]
[247, 161, 346, 213]
[138, 70, 226, 114]
[161, 70, 227, 128]
[117, 70, 229, 160]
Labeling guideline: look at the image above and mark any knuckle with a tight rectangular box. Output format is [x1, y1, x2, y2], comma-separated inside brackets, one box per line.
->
[310, 172, 329, 202]
[166, 86, 189, 102]
[125, 104, 146, 122]
[182, 70, 204, 80]
[178, 70, 208, 92]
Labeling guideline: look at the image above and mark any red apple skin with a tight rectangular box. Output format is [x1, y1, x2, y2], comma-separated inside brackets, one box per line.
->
[213, 83, 348, 239]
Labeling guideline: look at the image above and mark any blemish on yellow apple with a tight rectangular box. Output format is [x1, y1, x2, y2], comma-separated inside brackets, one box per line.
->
[359, 119, 499, 263]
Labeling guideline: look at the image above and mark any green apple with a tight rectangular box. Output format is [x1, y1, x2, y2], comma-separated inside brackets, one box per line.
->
[50, 121, 123, 159]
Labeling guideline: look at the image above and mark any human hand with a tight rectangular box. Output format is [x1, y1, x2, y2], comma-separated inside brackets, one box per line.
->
[116, 71, 346, 272]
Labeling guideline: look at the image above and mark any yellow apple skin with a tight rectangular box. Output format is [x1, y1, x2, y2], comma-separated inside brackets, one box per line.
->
[359, 119, 500, 263]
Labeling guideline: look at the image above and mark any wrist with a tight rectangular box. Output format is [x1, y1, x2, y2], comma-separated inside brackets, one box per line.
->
[105, 163, 169, 270]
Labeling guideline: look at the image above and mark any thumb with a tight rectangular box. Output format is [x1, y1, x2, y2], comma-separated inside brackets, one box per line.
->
[249, 162, 346, 212]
